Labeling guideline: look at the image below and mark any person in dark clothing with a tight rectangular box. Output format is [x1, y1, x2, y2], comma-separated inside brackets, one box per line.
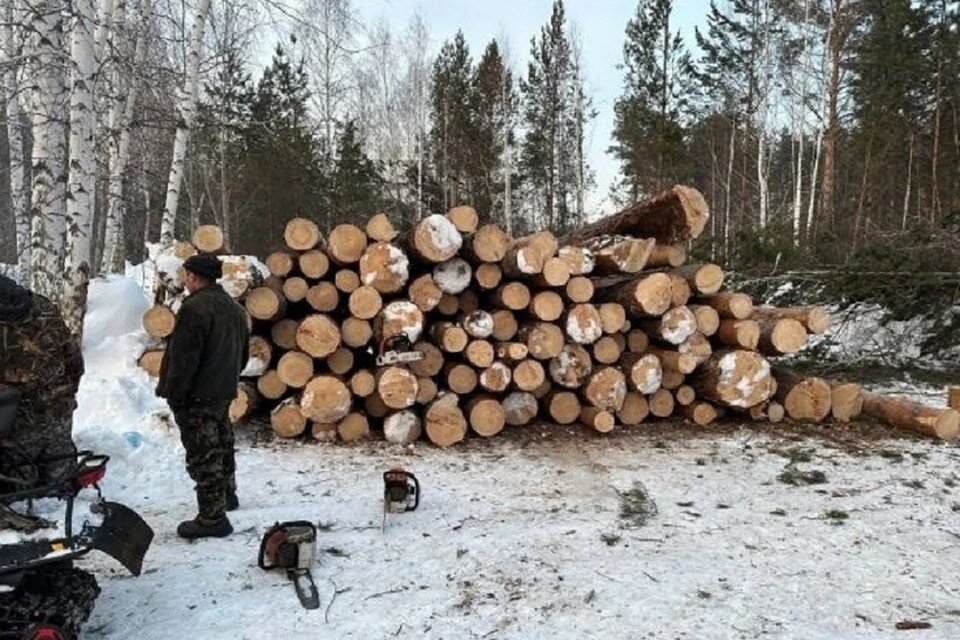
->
[156, 255, 249, 539]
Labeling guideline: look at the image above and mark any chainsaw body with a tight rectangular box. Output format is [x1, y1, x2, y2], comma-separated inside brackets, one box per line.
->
[376, 335, 425, 367]
[382, 469, 420, 532]
[258, 521, 319, 609]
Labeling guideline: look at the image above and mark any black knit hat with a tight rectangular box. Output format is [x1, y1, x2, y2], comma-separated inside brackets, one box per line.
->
[182, 254, 222, 281]
[0, 275, 32, 323]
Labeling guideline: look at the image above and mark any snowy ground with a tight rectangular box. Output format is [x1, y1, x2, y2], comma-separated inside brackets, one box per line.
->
[66, 276, 960, 639]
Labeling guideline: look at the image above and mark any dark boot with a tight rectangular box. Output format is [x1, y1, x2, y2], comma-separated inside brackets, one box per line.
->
[225, 492, 239, 512]
[177, 516, 233, 539]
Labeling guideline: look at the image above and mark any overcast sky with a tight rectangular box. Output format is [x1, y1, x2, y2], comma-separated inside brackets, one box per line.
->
[354, 0, 710, 213]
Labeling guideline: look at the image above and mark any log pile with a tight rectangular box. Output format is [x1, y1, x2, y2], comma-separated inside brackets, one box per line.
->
[146, 186, 960, 443]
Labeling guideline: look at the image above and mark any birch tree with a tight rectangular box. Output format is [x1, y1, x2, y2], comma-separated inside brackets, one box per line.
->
[3, 1, 30, 271]
[159, 0, 212, 246]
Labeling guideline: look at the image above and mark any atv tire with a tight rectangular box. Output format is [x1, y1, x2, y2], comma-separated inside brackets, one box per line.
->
[0, 565, 99, 639]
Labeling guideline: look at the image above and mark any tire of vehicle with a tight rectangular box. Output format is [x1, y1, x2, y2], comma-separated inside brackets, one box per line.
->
[0, 566, 99, 639]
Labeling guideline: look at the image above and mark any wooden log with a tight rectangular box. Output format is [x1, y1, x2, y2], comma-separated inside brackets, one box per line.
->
[660, 368, 684, 390]
[669, 275, 691, 307]
[672, 264, 724, 295]
[610, 332, 627, 351]
[756, 318, 807, 356]
[581, 236, 655, 275]
[580, 407, 616, 433]
[306, 282, 339, 312]
[334, 269, 360, 293]
[549, 344, 594, 389]
[647, 243, 686, 268]
[679, 333, 713, 367]
[531, 257, 571, 288]
[558, 246, 595, 275]
[648, 389, 675, 418]
[515, 231, 559, 261]
[433, 257, 473, 294]
[491, 310, 519, 341]
[595, 273, 673, 318]
[617, 392, 650, 425]
[862, 393, 960, 440]
[751, 306, 830, 335]
[377, 366, 419, 409]
[192, 224, 224, 253]
[285, 218, 321, 251]
[465, 340, 495, 368]
[639, 305, 697, 345]
[598, 303, 627, 334]
[266, 252, 296, 278]
[271, 398, 307, 438]
[327, 347, 354, 376]
[520, 292, 559, 324]
[460, 289, 480, 314]
[513, 359, 546, 392]
[519, 322, 565, 360]
[298, 250, 330, 280]
[565, 304, 603, 345]
[503, 392, 539, 426]
[416, 376, 439, 404]
[277, 351, 315, 389]
[326, 224, 368, 265]
[467, 396, 506, 437]
[409, 342, 445, 377]
[692, 350, 775, 409]
[479, 361, 512, 393]
[377, 300, 425, 343]
[296, 314, 341, 358]
[627, 329, 649, 353]
[338, 412, 371, 443]
[496, 342, 529, 362]
[675, 385, 696, 406]
[431, 322, 468, 353]
[447, 205, 479, 233]
[364, 391, 389, 419]
[405, 214, 463, 263]
[645, 346, 698, 375]
[462, 310, 495, 338]
[424, 394, 468, 447]
[475, 263, 503, 290]
[257, 370, 287, 400]
[383, 410, 422, 444]
[282, 276, 309, 303]
[348, 286, 383, 320]
[490, 282, 530, 311]
[463, 224, 511, 263]
[263, 275, 285, 296]
[366, 212, 398, 242]
[229, 382, 259, 424]
[143, 305, 176, 338]
[698, 292, 753, 320]
[772, 370, 832, 422]
[583, 367, 628, 411]
[689, 305, 720, 337]
[681, 402, 717, 426]
[445, 363, 478, 394]
[245, 287, 286, 321]
[341, 317, 373, 348]
[620, 352, 663, 394]
[359, 242, 410, 294]
[349, 370, 376, 397]
[949, 387, 960, 412]
[301, 375, 352, 423]
[830, 382, 863, 423]
[501, 245, 544, 278]
[409, 274, 443, 313]
[172, 241, 198, 259]
[769, 402, 786, 423]
[716, 319, 760, 350]
[592, 336, 622, 365]
[546, 391, 581, 424]
[565, 276, 594, 303]
[561, 185, 709, 245]
[138, 349, 164, 377]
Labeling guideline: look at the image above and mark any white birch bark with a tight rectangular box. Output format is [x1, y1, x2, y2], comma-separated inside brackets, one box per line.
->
[26, 0, 68, 298]
[159, 0, 212, 246]
[756, 0, 771, 231]
[724, 121, 736, 261]
[806, 128, 822, 239]
[792, 133, 804, 247]
[3, 3, 30, 272]
[99, 0, 127, 272]
[62, 0, 97, 335]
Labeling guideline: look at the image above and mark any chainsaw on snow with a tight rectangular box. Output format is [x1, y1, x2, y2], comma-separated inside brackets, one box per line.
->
[258, 521, 320, 610]
[382, 468, 420, 532]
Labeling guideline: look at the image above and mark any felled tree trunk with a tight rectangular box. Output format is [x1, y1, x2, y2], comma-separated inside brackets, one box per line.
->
[425, 394, 468, 447]
[773, 369, 832, 422]
[831, 383, 863, 423]
[692, 350, 775, 409]
[751, 306, 830, 335]
[862, 393, 959, 440]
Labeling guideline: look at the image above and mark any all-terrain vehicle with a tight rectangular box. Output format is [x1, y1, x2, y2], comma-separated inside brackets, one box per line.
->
[0, 385, 154, 640]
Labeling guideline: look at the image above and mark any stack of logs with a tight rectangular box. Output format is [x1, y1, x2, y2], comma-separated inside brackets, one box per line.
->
[144, 187, 960, 444]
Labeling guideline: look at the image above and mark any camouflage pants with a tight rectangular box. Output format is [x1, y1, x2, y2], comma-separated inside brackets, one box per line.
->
[173, 402, 236, 521]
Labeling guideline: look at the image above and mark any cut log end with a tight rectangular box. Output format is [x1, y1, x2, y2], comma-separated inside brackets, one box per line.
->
[504, 392, 539, 426]
[425, 395, 468, 447]
[327, 224, 368, 265]
[467, 397, 506, 437]
[192, 225, 224, 253]
[143, 305, 176, 338]
[285, 218, 321, 251]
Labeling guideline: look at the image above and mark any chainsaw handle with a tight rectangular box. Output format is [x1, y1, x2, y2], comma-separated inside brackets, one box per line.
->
[258, 521, 317, 571]
[408, 472, 420, 511]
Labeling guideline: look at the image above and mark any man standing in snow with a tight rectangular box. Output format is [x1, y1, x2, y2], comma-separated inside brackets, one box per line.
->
[157, 255, 249, 539]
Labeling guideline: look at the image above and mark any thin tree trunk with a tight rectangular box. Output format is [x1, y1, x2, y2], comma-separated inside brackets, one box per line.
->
[792, 131, 804, 247]
[502, 68, 512, 233]
[62, 0, 97, 335]
[26, 0, 68, 298]
[724, 119, 736, 262]
[3, 4, 30, 272]
[159, 0, 213, 246]
[100, 0, 129, 273]
[930, 56, 942, 224]
[806, 128, 822, 240]
[852, 140, 872, 253]
[820, 0, 843, 231]
[756, 0, 771, 231]
[902, 132, 914, 230]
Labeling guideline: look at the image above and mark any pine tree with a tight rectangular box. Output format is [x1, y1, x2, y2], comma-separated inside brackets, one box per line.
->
[471, 40, 516, 223]
[611, 0, 694, 201]
[430, 32, 474, 209]
[330, 120, 383, 221]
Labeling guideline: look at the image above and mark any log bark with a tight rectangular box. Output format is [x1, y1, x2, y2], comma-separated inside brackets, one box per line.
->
[861, 393, 959, 440]
[562, 185, 709, 245]
[692, 350, 775, 409]
[583, 367, 627, 411]
[950, 387, 960, 412]
[831, 382, 863, 423]
[301, 375, 352, 423]
[271, 398, 307, 438]
[716, 320, 760, 350]
[359, 242, 410, 294]
[366, 212, 397, 242]
[620, 353, 663, 394]
[447, 205, 479, 234]
[751, 306, 830, 336]
[377, 367, 419, 410]
[277, 351, 314, 388]
[285, 218, 321, 251]
[338, 412, 371, 443]
[595, 273, 672, 318]
[405, 214, 463, 263]
[326, 224, 368, 265]
[756, 318, 807, 356]
[384, 410, 422, 444]
[467, 396, 506, 437]
[647, 243, 686, 268]
[503, 392, 539, 426]
[425, 394, 468, 447]
[697, 293, 753, 320]
[296, 315, 341, 358]
[772, 369, 832, 421]
[558, 246, 595, 275]
[638, 306, 697, 345]
[617, 392, 650, 425]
